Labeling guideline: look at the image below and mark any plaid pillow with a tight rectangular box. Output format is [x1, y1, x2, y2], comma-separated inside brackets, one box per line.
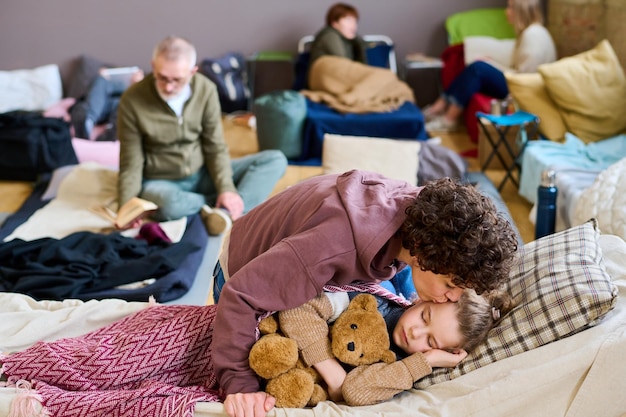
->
[415, 219, 618, 388]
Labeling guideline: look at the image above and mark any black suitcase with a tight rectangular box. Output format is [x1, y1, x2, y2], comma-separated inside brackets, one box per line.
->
[0, 111, 78, 181]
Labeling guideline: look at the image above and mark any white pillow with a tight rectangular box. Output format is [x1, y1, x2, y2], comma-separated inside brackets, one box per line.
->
[0, 64, 63, 113]
[464, 36, 516, 68]
[322, 134, 421, 185]
[574, 157, 626, 240]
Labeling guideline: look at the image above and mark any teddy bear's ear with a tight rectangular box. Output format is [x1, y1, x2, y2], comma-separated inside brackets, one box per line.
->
[258, 314, 279, 335]
[349, 293, 378, 312]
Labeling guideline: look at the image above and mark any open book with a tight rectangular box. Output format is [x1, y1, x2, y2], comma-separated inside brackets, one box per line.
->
[91, 197, 158, 229]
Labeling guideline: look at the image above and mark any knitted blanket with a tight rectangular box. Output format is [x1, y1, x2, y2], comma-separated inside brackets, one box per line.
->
[1, 284, 410, 417]
[300, 56, 415, 114]
[1, 304, 221, 417]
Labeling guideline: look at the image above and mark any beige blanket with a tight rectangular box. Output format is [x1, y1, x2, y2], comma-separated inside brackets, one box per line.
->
[301, 56, 415, 114]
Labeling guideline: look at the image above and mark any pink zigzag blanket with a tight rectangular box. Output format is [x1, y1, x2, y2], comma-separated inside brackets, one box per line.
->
[2, 304, 221, 417]
[1, 283, 410, 417]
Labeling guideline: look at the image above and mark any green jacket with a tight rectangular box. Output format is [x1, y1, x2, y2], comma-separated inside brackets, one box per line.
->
[308, 26, 367, 69]
[116, 72, 235, 206]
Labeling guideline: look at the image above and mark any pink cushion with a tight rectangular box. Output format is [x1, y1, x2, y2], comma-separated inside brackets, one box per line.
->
[71, 138, 119, 168]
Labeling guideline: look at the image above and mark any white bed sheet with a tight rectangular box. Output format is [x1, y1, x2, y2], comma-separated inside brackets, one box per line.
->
[1, 235, 625, 417]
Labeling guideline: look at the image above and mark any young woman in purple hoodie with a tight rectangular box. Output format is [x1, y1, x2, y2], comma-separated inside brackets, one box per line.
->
[212, 170, 519, 416]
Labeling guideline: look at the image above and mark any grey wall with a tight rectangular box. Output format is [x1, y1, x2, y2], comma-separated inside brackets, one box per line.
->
[1, 0, 504, 82]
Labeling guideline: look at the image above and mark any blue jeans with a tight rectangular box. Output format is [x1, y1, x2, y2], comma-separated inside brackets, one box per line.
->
[445, 61, 509, 108]
[70, 75, 120, 139]
[140, 150, 287, 221]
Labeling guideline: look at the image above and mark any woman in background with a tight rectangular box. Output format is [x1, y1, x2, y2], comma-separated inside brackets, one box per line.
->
[424, 0, 556, 131]
[308, 3, 367, 69]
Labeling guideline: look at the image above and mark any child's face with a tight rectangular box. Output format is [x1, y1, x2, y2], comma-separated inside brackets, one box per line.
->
[392, 301, 463, 354]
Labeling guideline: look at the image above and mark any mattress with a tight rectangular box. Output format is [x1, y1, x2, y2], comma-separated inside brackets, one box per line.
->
[1, 234, 625, 417]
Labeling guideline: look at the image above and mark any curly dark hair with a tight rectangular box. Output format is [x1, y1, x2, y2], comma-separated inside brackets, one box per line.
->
[398, 177, 518, 294]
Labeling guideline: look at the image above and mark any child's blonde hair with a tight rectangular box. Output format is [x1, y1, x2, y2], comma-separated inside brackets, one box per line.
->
[456, 288, 514, 352]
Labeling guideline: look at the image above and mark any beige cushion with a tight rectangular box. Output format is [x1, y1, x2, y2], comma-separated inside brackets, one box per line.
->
[538, 39, 626, 143]
[322, 134, 421, 185]
[416, 220, 618, 388]
[505, 72, 567, 142]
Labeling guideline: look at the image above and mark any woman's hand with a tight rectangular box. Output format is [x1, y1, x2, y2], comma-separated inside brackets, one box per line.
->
[422, 348, 468, 368]
[224, 391, 275, 417]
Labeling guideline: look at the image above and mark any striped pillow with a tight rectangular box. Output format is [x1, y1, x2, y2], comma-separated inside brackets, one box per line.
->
[416, 219, 618, 388]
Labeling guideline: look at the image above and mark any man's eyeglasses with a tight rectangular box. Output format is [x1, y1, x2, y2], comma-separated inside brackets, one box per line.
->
[154, 73, 191, 86]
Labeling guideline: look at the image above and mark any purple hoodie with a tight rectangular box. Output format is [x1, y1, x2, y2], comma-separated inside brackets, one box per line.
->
[212, 170, 421, 396]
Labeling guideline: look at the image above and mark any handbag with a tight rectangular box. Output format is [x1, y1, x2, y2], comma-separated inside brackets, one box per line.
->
[0, 111, 78, 181]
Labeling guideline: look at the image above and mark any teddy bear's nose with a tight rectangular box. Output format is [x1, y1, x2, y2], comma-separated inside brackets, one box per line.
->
[347, 342, 355, 352]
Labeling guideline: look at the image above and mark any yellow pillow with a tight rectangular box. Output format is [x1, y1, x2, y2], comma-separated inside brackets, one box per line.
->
[538, 39, 626, 143]
[505, 72, 567, 142]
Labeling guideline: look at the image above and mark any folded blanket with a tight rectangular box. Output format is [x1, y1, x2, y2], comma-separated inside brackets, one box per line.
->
[301, 56, 415, 114]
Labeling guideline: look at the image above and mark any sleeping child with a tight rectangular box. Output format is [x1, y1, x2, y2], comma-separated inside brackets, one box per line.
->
[279, 287, 513, 406]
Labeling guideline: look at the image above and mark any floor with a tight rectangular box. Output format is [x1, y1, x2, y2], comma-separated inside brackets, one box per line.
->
[0, 116, 535, 243]
[226, 115, 535, 243]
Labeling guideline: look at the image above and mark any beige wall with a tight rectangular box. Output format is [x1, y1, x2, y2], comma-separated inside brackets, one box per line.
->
[548, 0, 626, 68]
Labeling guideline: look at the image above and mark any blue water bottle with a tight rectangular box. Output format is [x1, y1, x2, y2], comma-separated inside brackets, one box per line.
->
[535, 170, 558, 239]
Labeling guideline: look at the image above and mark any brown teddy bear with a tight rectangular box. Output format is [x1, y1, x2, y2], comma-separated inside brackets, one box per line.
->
[249, 314, 328, 408]
[249, 293, 396, 408]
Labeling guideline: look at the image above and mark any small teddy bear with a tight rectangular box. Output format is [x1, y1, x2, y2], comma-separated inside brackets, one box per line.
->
[249, 293, 396, 408]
